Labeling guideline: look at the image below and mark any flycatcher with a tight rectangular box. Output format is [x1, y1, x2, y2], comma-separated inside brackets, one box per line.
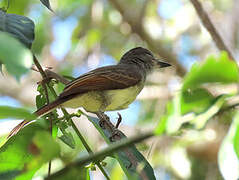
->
[9, 47, 171, 137]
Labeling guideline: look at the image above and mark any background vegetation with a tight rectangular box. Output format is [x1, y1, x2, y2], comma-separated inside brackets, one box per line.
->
[0, 0, 239, 179]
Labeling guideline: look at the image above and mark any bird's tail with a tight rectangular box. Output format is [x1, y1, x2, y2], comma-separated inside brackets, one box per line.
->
[7, 98, 66, 138]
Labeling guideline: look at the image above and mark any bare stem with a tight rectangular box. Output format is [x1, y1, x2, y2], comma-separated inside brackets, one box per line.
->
[190, 0, 235, 60]
[32, 55, 109, 179]
[46, 131, 154, 180]
[70, 120, 110, 180]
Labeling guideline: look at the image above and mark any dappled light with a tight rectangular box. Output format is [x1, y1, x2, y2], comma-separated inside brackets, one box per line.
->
[0, 0, 239, 179]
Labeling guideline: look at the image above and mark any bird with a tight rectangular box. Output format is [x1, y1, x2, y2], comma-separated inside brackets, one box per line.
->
[8, 47, 171, 138]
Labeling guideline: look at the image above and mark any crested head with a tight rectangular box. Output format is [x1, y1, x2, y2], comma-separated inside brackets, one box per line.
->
[119, 47, 171, 74]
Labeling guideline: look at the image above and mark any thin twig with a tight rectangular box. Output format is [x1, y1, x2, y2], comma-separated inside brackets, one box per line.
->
[33, 55, 47, 78]
[42, 83, 52, 177]
[33, 55, 53, 176]
[70, 120, 110, 180]
[115, 112, 122, 129]
[32, 54, 109, 178]
[190, 0, 235, 60]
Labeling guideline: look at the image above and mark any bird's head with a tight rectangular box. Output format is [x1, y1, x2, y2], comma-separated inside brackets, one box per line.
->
[119, 47, 171, 73]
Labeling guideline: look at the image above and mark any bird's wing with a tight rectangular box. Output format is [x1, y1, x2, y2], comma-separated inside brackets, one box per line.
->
[8, 65, 142, 139]
[59, 65, 142, 98]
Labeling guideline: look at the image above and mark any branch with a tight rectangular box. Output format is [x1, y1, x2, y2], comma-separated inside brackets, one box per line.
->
[45, 131, 154, 180]
[190, 0, 235, 60]
[108, 0, 186, 76]
[230, 0, 239, 49]
[138, 0, 149, 23]
[70, 119, 110, 180]
[32, 55, 110, 179]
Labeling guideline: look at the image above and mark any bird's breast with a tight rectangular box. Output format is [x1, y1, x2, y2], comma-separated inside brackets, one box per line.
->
[104, 82, 144, 111]
[62, 81, 144, 112]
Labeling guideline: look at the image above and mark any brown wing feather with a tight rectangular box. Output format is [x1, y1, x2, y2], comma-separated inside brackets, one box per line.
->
[7, 98, 68, 138]
[60, 65, 142, 98]
[8, 65, 142, 139]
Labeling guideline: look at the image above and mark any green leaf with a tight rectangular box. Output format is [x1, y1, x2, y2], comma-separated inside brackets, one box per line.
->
[155, 92, 226, 134]
[181, 88, 215, 114]
[59, 132, 76, 149]
[36, 94, 46, 110]
[0, 32, 33, 80]
[183, 52, 239, 91]
[190, 95, 227, 129]
[157, 95, 226, 134]
[45, 166, 87, 180]
[232, 111, 239, 161]
[155, 52, 238, 135]
[111, 163, 125, 180]
[219, 111, 239, 180]
[40, 0, 53, 12]
[86, 115, 156, 180]
[234, 124, 239, 159]
[86, 168, 90, 180]
[0, 10, 35, 48]
[160, 93, 182, 134]
[52, 124, 58, 138]
[0, 122, 60, 180]
[155, 96, 182, 135]
[0, 106, 36, 120]
[154, 115, 168, 135]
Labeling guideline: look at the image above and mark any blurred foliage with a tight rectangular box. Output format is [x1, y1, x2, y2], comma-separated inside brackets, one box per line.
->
[0, 105, 36, 120]
[155, 52, 239, 179]
[0, 122, 60, 180]
[1, 0, 239, 179]
[156, 52, 238, 133]
[0, 32, 33, 79]
[0, 9, 34, 48]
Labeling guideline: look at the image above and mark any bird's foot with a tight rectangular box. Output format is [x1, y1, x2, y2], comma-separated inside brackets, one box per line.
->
[109, 129, 121, 142]
[96, 112, 122, 141]
[99, 120, 106, 129]
[109, 113, 122, 141]
[115, 112, 122, 129]
[96, 112, 110, 129]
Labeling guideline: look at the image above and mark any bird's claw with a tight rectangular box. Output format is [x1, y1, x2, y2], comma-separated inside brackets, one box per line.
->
[115, 112, 122, 129]
[109, 129, 121, 142]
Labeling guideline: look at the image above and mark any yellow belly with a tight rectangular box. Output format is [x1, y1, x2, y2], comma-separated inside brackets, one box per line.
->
[61, 84, 143, 112]
[105, 85, 143, 110]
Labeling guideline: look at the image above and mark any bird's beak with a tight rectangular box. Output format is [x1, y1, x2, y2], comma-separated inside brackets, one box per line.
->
[155, 59, 171, 68]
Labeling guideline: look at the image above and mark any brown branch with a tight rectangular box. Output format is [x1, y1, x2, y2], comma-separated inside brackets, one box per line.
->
[230, 0, 239, 49]
[108, 0, 186, 76]
[190, 0, 235, 60]
[138, 0, 149, 23]
[33, 55, 54, 176]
